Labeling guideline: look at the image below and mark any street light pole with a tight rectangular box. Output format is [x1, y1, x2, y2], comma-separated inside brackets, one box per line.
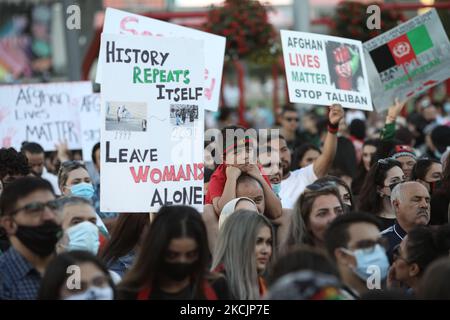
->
[293, 0, 310, 32]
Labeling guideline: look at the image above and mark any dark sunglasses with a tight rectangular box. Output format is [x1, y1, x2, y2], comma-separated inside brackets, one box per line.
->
[307, 181, 337, 191]
[386, 180, 405, 192]
[8, 200, 59, 216]
[284, 117, 299, 122]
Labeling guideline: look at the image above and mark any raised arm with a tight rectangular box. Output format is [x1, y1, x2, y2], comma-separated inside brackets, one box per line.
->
[313, 104, 344, 178]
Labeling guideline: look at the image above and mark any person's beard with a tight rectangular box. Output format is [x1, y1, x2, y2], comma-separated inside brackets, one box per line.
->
[281, 161, 290, 177]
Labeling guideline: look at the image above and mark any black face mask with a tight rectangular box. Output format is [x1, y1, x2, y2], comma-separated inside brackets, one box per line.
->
[15, 221, 62, 258]
[162, 261, 197, 282]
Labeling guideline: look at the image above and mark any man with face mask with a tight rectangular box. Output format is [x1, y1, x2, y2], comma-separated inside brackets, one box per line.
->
[0, 177, 62, 299]
[325, 212, 390, 299]
[55, 196, 100, 256]
[0, 148, 31, 253]
[381, 182, 430, 262]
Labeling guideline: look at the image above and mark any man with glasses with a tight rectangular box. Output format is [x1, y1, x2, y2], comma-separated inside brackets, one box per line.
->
[381, 181, 430, 262]
[280, 105, 302, 151]
[324, 212, 390, 298]
[0, 177, 62, 299]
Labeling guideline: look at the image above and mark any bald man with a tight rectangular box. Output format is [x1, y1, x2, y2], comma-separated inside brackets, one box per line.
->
[236, 174, 265, 215]
[381, 181, 430, 262]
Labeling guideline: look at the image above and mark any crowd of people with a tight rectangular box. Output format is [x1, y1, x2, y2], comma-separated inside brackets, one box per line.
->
[1, 92, 450, 300]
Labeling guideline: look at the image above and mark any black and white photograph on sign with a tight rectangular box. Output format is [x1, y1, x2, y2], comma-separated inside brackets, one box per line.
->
[325, 41, 365, 92]
[105, 101, 148, 132]
[170, 104, 199, 127]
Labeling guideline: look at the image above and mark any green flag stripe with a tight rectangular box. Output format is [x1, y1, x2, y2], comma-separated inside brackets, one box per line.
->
[407, 25, 433, 55]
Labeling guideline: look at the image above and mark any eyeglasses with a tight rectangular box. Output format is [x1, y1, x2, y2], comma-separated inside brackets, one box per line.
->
[375, 158, 401, 174]
[377, 158, 400, 166]
[60, 160, 85, 168]
[284, 117, 299, 122]
[306, 181, 338, 192]
[385, 180, 405, 191]
[8, 200, 59, 216]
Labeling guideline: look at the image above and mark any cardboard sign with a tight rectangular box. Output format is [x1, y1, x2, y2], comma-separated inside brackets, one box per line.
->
[99, 33, 205, 213]
[0, 82, 92, 151]
[281, 30, 373, 111]
[96, 7, 225, 111]
[364, 9, 450, 111]
[79, 93, 101, 161]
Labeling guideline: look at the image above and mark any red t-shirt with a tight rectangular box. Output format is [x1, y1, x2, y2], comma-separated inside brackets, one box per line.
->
[205, 164, 271, 205]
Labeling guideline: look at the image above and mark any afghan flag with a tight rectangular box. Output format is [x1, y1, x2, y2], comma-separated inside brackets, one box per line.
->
[370, 25, 434, 73]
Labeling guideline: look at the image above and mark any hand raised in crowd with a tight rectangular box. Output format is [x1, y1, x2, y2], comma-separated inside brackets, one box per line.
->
[225, 165, 242, 180]
[386, 97, 407, 124]
[328, 104, 345, 126]
[55, 141, 71, 163]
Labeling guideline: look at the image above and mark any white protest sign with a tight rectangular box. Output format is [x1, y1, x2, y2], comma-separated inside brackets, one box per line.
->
[0, 82, 92, 151]
[100, 33, 205, 213]
[280, 30, 373, 111]
[79, 93, 101, 161]
[96, 7, 225, 111]
[364, 9, 450, 111]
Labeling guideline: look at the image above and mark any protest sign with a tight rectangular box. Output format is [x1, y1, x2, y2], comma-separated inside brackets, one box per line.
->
[0, 81, 91, 151]
[364, 9, 450, 111]
[96, 7, 225, 111]
[79, 93, 101, 162]
[280, 30, 373, 111]
[99, 33, 205, 213]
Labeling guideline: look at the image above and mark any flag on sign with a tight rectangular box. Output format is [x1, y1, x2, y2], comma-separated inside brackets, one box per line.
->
[369, 25, 433, 73]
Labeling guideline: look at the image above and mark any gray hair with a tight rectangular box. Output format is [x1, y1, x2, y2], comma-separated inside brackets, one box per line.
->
[55, 196, 94, 218]
[390, 181, 429, 209]
[211, 210, 274, 300]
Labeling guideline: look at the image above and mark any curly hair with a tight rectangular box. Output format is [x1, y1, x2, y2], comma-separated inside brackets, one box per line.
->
[0, 147, 30, 180]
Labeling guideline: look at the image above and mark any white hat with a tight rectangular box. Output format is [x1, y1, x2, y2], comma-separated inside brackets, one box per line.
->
[218, 197, 258, 230]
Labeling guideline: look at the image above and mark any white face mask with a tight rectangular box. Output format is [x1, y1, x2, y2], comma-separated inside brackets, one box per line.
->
[65, 221, 100, 255]
[64, 286, 114, 300]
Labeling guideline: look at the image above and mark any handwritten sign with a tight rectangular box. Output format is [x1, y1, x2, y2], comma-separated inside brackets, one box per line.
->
[0, 82, 92, 151]
[79, 93, 101, 161]
[281, 30, 373, 111]
[99, 34, 205, 213]
[96, 7, 225, 111]
[364, 9, 450, 111]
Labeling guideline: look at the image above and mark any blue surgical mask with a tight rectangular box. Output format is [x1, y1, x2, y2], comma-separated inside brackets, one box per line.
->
[271, 183, 281, 197]
[70, 183, 95, 199]
[342, 244, 389, 282]
[64, 286, 113, 300]
[65, 221, 100, 255]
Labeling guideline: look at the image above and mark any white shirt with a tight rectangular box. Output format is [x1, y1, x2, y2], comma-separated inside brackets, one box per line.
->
[279, 164, 317, 209]
[42, 167, 61, 196]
